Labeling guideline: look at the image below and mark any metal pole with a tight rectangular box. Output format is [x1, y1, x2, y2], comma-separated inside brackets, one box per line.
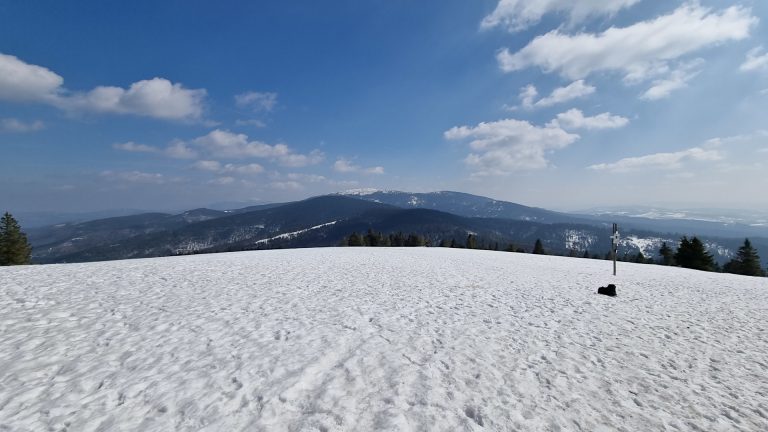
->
[612, 223, 618, 276]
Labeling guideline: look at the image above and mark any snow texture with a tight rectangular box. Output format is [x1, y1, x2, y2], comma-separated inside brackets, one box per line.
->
[1, 248, 767, 431]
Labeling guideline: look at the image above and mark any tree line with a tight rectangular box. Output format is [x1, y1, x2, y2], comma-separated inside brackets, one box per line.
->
[343, 229, 767, 277]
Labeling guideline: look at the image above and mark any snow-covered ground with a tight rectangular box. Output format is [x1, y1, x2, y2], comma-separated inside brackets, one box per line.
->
[1, 248, 767, 431]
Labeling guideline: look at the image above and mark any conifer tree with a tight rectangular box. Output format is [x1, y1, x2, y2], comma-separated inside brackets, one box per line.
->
[659, 242, 674, 266]
[465, 234, 477, 249]
[0, 212, 32, 266]
[533, 239, 545, 255]
[674, 236, 715, 271]
[347, 232, 363, 247]
[582, 250, 590, 259]
[724, 238, 765, 277]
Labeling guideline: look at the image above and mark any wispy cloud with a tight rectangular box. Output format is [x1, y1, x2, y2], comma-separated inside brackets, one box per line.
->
[516, 80, 595, 110]
[588, 147, 723, 173]
[497, 3, 755, 89]
[235, 91, 277, 112]
[740, 46, 768, 72]
[0, 117, 45, 132]
[333, 158, 385, 175]
[112, 141, 159, 153]
[641, 59, 704, 100]
[481, 0, 640, 32]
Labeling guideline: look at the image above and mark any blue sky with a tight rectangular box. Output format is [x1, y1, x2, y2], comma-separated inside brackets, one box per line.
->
[1, 0, 767, 212]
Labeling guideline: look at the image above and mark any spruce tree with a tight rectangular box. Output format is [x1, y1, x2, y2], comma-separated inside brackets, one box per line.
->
[675, 236, 715, 271]
[659, 242, 674, 266]
[724, 238, 764, 277]
[347, 232, 363, 247]
[465, 234, 477, 249]
[533, 239, 545, 255]
[0, 212, 32, 265]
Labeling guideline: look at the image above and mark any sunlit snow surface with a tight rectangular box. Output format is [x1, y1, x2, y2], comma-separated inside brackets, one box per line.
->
[2, 248, 767, 431]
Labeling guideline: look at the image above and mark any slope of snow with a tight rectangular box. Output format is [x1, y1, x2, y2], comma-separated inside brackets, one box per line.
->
[1, 249, 767, 431]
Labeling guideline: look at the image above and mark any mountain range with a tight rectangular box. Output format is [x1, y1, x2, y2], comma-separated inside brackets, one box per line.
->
[25, 190, 768, 267]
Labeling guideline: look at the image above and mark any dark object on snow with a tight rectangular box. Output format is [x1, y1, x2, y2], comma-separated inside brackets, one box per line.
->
[597, 284, 617, 297]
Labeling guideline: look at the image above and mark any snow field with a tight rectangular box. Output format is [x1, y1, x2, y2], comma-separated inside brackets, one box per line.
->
[1, 248, 767, 431]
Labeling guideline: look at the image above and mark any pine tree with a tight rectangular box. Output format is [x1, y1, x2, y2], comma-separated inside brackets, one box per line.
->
[659, 242, 674, 266]
[674, 236, 715, 271]
[533, 239, 545, 255]
[347, 232, 363, 247]
[0, 212, 32, 265]
[582, 250, 590, 259]
[724, 238, 765, 277]
[465, 234, 477, 249]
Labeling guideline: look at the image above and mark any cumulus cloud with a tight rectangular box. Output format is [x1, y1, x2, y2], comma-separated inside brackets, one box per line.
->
[333, 159, 385, 175]
[481, 0, 640, 32]
[588, 147, 723, 173]
[63, 78, 207, 121]
[519, 80, 596, 109]
[641, 59, 704, 100]
[497, 3, 755, 82]
[549, 109, 629, 130]
[0, 118, 45, 133]
[0, 53, 63, 102]
[444, 118, 580, 174]
[112, 141, 159, 153]
[191, 129, 323, 167]
[740, 46, 768, 72]
[0, 52, 207, 121]
[235, 91, 277, 112]
[165, 141, 199, 159]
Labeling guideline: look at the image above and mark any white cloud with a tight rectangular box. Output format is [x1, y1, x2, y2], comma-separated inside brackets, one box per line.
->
[641, 59, 704, 100]
[190, 129, 323, 167]
[112, 141, 159, 153]
[235, 91, 277, 112]
[165, 140, 198, 159]
[63, 78, 206, 121]
[100, 170, 168, 184]
[0, 53, 63, 101]
[193, 160, 222, 171]
[520, 80, 596, 109]
[235, 119, 267, 128]
[0, 52, 207, 121]
[497, 3, 755, 81]
[740, 46, 768, 72]
[518, 84, 538, 109]
[333, 158, 385, 175]
[223, 163, 264, 175]
[444, 118, 579, 174]
[549, 109, 629, 130]
[0, 118, 45, 132]
[194, 160, 264, 175]
[588, 147, 723, 173]
[481, 0, 640, 32]
[208, 176, 236, 186]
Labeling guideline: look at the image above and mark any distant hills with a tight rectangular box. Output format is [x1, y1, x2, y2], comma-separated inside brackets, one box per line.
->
[25, 190, 768, 266]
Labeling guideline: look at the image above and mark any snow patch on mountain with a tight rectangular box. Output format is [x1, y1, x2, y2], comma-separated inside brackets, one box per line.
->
[254, 221, 337, 246]
[563, 229, 597, 251]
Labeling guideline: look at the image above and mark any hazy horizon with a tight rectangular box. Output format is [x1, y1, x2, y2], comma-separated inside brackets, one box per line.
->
[2, 1, 767, 214]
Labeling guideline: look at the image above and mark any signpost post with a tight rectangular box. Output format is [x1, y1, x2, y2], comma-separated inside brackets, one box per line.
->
[611, 223, 619, 276]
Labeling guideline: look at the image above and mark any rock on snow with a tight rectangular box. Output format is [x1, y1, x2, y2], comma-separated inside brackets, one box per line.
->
[1, 248, 767, 431]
